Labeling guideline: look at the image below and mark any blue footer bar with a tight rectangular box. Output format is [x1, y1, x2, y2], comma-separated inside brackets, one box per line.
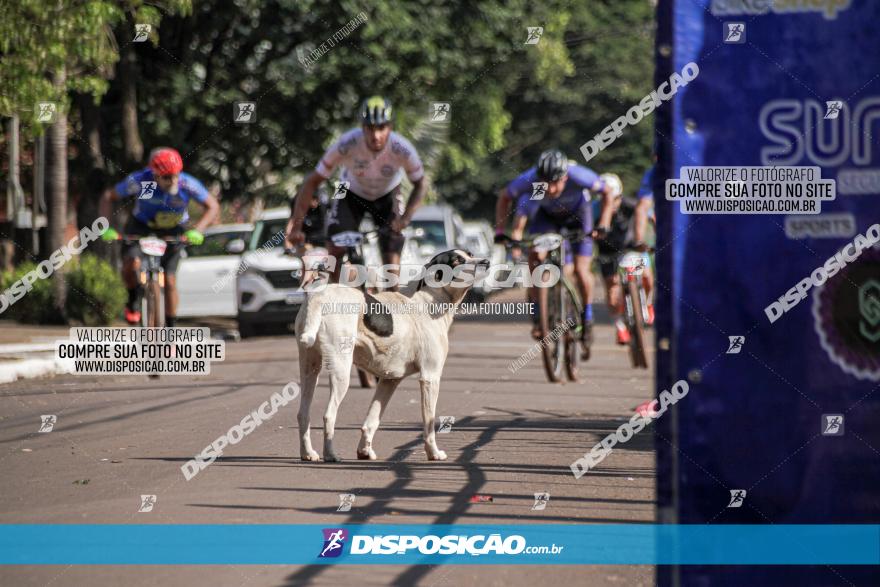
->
[1, 524, 878, 565]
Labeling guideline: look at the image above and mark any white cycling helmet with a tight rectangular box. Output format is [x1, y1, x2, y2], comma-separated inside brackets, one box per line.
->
[600, 173, 623, 198]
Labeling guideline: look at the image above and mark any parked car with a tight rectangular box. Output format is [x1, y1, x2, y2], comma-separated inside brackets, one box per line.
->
[409, 204, 467, 259]
[176, 223, 253, 318]
[462, 220, 507, 296]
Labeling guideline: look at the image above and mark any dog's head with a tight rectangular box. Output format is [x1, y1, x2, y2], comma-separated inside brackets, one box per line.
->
[416, 249, 490, 302]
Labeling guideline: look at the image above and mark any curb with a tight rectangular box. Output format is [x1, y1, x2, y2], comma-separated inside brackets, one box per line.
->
[0, 357, 74, 385]
[0, 342, 73, 385]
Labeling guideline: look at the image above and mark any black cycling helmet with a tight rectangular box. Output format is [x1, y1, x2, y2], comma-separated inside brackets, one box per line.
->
[360, 96, 393, 126]
[536, 149, 569, 181]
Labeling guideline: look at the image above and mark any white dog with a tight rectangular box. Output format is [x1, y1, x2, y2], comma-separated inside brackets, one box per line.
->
[294, 249, 488, 462]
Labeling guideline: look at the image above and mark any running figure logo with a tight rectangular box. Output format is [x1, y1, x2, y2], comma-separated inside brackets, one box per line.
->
[727, 489, 746, 508]
[430, 102, 451, 122]
[821, 414, 844, 436]
[337, 493, 355, 512]
[138, 494, 157, 512]
[333, 181, 350, 200]
[139, 181, 157, 199]
[338, 336, 355, 354]
[525, 27, 543, 45]
[531, 492, 550, 511]
[531, 182, 548, 200]
[233, 102, 257, 124]
[36, 102, 57, 123]
[726, 336, 745, 354]
[723, 22, 745, 43]
[38, 415, 57, 433]
[318, 528, 348, 558]
[437, 416, 455, 434]
[133, 24, 151, 42]
[824, 101, 843, 119]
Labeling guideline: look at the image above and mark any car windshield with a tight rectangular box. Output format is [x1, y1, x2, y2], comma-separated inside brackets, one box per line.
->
[410, 220, 446, 248]
[186, 231, 251, 257]
[252, 219, 288, 251]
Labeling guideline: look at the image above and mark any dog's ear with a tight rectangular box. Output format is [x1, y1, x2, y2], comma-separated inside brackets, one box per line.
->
[417, 250, 470, 291]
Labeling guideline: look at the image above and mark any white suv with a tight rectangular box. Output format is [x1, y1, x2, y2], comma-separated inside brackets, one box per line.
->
[236, 207, 307, 337]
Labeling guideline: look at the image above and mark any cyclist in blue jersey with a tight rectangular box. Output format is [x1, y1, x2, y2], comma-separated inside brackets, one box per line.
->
[494, 149, 617, 359]
[100, 147, 220, 325]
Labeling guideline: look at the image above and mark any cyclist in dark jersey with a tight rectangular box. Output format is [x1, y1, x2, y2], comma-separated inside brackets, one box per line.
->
[594, 172, 653, 344]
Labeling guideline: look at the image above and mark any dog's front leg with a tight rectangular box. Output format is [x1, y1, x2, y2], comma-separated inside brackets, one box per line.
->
[357, 378, 401, 460]
[419, 377, 447, 461]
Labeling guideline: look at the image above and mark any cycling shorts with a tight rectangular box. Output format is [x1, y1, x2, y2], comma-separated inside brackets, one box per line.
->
[121, 217, 186, 275]
[326, 186, 405, 254]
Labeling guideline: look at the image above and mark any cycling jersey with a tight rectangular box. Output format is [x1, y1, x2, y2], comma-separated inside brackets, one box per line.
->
[315, 128, 425, 201]
[115, 169, 209, 229]
[509, 164, 605, 219]
[637, 166, 655, 199]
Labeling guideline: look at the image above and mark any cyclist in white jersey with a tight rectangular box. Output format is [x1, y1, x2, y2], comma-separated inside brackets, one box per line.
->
[286, 96, 428, 289]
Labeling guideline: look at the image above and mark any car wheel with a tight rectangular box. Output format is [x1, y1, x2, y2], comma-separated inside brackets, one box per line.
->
[238, 320, 257, 339]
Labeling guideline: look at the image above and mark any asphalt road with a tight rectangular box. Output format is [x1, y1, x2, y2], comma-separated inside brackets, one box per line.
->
[0, 302, 655, 586]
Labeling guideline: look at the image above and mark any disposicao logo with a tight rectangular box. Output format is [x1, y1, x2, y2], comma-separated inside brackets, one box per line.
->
[318, 528, 348, 558]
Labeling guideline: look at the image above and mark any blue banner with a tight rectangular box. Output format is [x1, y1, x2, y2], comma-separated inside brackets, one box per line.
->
[1, 524, 878, 565]
[655, 0, 880, 585]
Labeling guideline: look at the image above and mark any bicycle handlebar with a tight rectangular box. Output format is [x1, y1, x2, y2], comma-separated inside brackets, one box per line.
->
[118, 234, 189, 244]
[496, 227, 592, 248]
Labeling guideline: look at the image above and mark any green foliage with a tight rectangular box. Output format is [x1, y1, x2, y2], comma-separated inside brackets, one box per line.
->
[4, 0, 655, 225]
[64, 254, 126, 326]
[0, 0, 124, 125]
[0, 263, 57, 324]
[116, 0, 653, 219]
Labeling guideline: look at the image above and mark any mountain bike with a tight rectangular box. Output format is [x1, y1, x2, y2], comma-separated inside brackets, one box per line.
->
[115, 234, 192, 378]
[617, 247, 653, 369]
[119, 234, 190, 328]
[501, 228, 584, 383]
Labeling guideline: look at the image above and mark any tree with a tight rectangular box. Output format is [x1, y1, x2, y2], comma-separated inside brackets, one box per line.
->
[107, 0, 653, 217]
[1, 0, 123, 316]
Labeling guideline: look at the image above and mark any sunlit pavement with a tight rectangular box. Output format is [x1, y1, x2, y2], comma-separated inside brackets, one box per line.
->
[0, 307, 655, 586]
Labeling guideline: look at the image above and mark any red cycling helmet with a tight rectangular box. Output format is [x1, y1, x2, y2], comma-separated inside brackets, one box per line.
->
[149, 148, 184, 176]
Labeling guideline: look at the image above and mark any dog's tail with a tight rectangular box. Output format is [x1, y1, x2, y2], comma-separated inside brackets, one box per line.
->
[298, 294, 323, 347]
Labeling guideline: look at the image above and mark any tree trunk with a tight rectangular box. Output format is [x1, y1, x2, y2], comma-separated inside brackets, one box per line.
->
[77, 94, 111, 260]
[119, 18, 144, 168]
[49, 67, 69, 319]
[78, 93, 104, 171]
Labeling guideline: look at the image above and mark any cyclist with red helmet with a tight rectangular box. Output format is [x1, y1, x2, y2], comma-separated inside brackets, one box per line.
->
[101, 147, 220, 325]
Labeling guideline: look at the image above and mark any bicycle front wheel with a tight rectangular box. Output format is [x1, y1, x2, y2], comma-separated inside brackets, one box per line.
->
[142, 277, 165, 328]
[537, 284, 565, 383]
[626, 279, 648, 369]
[561, 278, 583, 382]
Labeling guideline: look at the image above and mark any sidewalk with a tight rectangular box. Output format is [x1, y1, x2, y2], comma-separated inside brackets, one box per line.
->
[0, 323, 74, 385]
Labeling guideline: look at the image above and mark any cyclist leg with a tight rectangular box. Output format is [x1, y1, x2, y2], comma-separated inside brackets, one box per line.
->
[572, 246, 594, 355]
[599, 251, 628, 344]
[121, 218, 148, 324]
[159, 225, 186, 328]
[326, 191, 368, 283]
[369, 187, 405, 292]
[564, 202, 595, 349]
